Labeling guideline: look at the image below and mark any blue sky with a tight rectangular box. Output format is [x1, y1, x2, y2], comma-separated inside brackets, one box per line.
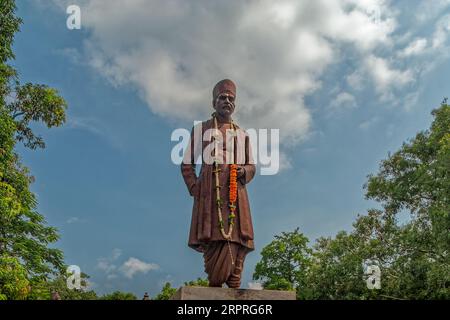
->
[13, 1, 450, 297]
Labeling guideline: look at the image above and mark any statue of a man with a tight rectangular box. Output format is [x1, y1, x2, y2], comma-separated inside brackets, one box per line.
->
[181, 79, 256, 288]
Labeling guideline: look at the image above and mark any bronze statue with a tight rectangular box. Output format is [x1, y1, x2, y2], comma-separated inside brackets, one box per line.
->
[181, 79, 256, 288]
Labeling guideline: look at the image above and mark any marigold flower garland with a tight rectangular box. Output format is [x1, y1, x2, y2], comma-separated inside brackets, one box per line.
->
[212, 114, 238, 241]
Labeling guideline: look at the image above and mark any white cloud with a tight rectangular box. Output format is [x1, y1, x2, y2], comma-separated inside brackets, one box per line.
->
[48, 0, 401, 145]
[346, 71, 365, 91]
[416, 0, 450, 23]
[111, 248, 122, 260]
[120, 257, 159, 279]
[66, 116, 125, 150]
[54, 47, 83, 65]
[278, 151, 293, 173]
[403, 91, 421, 112]
[432, 14, 450, 49]
[66, 217, 79, 224]
[67, 117, 104, 136]
[398, 38, 428, 57]
[364, 55, 414, 99]
[43, 0, 450, 150]
[97, 249, 158, 279]
[329, 92, 357, 112]
[96, 248, 121, 274]
[106, 274, 118, 280]
[359, 117, 379, 130]
[96, 258, 117, 274]
[66, 216, 86, 224]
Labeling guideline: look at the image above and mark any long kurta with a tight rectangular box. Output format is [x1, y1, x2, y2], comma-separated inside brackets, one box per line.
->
[181, 118, 256, 253]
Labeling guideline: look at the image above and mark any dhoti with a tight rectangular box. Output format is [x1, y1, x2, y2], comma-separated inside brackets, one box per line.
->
[203, 241, 251, 288]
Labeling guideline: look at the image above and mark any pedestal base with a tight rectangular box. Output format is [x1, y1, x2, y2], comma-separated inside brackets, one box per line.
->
[170, 286, 296, 300]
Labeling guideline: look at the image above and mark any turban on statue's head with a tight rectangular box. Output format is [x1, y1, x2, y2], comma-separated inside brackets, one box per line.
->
[213, 79, 236, 102]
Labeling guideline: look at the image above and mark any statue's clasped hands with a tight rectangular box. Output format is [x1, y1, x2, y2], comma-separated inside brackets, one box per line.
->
[236, 166, 245, 179]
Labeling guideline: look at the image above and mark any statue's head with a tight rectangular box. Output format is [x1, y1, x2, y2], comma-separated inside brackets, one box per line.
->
[212, 79, 236, 118]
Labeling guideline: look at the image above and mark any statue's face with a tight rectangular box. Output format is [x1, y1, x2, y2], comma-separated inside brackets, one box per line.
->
[213, 92, 236, 118]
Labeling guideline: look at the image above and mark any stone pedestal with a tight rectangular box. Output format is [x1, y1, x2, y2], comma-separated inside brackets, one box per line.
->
[171, 286, 296, 300]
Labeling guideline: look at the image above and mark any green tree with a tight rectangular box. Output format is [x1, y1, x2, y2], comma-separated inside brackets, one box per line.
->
[0, 254, 29, 300]
[101, 291, 137, 300]
[0, 0, 67, 299]
[306, 210, 401, 299]
[253, 101, 449, 299]
[8, 83, 66, 149]
[154, 282, 177, 300]
[253, 228, 311, 298]
[153, 278, 208, 300]
[184, 277, 209, 287]
[27, 272, 98, 300]
[363, 100, 450, 299]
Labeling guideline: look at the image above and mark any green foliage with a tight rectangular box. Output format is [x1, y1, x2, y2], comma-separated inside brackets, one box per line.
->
[0, 254, 29, 300]
[0, 0, 67, 299]
[253, 102, 450, 299]
[26, 278, 51, 300]
[184, 277, 209, 287]
[101, 291, 137, 300]
[307, 210, 400, 299]
[253, 228, 310, 297]
[0, 141, 65, 278]
[153, 278, 208, 300]
[8, 83, 67, 149]
[365, 102, 449, 215]
[41, 272, 97, 300]
[362, 100, 450, 299]
[154, 282, 177, 300]
[0, 0, 22, 64]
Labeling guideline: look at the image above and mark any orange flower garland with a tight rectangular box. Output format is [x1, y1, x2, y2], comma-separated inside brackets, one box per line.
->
[212, 114, 238, 240]
[228, 163, 238, 222]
